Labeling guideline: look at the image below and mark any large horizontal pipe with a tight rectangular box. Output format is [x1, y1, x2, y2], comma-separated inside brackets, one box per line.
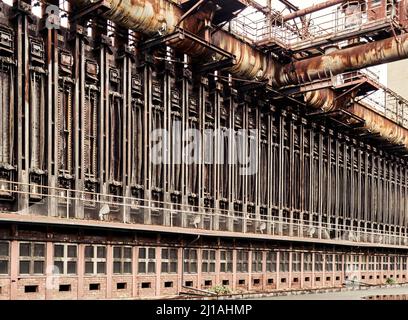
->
[282, 0, 348, 22]
[76, 0, 408, 90]
[277, 32, 408, 86]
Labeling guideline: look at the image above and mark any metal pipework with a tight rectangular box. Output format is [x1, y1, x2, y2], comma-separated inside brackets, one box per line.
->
[278, 32, 408, 86]
[77, 0, 408, 91]
[282, 0, 348, 22]
[350, 103, 408, 148]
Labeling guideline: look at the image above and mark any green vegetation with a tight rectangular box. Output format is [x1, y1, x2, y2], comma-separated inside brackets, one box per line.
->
[209, 285, 232, 295]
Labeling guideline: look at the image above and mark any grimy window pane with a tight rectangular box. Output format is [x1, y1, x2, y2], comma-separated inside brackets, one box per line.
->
[97, 246, 106, 258]
[202, 262, 208, 273]
[139, 248, 146, 259]
[210, 263, 215, 273]
[19, 243, 30, 257]
[113, 247, 121, 259]
[148, 248, 155, 259]
[124, 247, 132, 259]
[34, 244, 45, 257]
[210, 251, 216, 260]
[54, 261, 64, 274]
[34, 261, 44, 274]
[85, 246, 93, 258]
[138, 262, 146, 274]
[54, 245, 64, 258]
[113, 261, 121, 274]
[19, 261, 30, 274]
[67, 261, 77, 274]
[0, 242, 9, 256]
[85, 262, 93, 274]
[148, 262, 155, 273]
[67, 245, 77, 258]
[97, 262, 106, 274]
[0, 260, 8, 274]
[124, 262, 132, 274]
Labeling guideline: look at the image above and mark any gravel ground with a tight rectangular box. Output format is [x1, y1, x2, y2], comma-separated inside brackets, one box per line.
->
[255, 285, 408, 300]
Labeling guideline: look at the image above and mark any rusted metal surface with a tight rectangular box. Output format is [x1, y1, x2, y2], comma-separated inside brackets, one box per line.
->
[278, 32, 408, 86]
[282, 0, 348, 22]
[351, 102, 408, 147]
[76, 0, 408, 92]
[304, 89, 336, 112]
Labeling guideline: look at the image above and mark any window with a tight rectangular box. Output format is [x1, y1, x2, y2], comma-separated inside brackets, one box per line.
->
[84, 245, 106, 275]
[292, 252, 301, 272]
[335, 254, 342, 272]
[59, 284, 71, 292]
[266, 252, 277, 272]
[325, 254, 333, 272]
[353, 255, 359, 271]
[382, 256, 389, 271]
[396, 257, 402, 271]
[24, 285, 38, 293]
[252, 251, 263, 273]
[220, 250, 233, 273]
[113, 246, 132, 274]
[183, 249, 197, 274]
[361, 256, 367, 271]
[54, 244, 77, 275]
[117, 283, 127, 290]
[390, 256, 395, 271]
[315, 253, 323, 272]
[161, 248, 178, 274]
[402, 256, 407, 271]
[19, 242, 45, 275]
[138, 247, 156, 274]
[141, 282, 151, 289]
[368, 256, 375, 271]
[89, 283, 100, 291]
[202, 250, 216, 273]
[376, 256, 382, 271]
[280, 252, 290, 273]
[303, 253, 313, 272]
[236, 250, 249, 273]
[0, 241, 9, 275]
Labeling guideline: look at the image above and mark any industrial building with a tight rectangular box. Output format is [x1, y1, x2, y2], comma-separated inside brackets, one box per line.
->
[0, 0, 408, 299]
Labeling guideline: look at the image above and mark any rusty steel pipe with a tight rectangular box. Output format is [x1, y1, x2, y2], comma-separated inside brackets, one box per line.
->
[350, 103, 408, 148]
[77, 0, 408, 91]
[278, 32, 408, 86]
[282, 0, 348, 22]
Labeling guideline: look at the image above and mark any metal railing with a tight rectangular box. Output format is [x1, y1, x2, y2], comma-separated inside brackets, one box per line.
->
[0, 180, 407, 248]
[229, 1, 400, 50]
[337, 71, 408, 129]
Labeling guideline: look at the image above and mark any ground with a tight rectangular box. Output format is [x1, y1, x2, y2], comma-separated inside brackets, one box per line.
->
[254, 285, 408, 300]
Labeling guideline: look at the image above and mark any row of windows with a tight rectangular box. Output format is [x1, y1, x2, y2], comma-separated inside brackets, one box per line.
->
[1, 242, 407, 276]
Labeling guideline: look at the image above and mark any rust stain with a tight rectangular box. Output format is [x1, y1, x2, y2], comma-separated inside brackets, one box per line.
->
[350, 103, 408, 148]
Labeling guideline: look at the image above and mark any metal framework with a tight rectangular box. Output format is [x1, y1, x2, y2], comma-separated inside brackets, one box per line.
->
[0, 0, 408, 299]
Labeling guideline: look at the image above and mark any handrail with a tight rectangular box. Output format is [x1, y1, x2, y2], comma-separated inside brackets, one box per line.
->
[0, 179, 407, 247]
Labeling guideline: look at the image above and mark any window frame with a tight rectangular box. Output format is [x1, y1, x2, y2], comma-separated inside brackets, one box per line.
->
[138, 247, 156, 274]
[113, 246, 132, 275]
[220, 250, 233, 273]
[19, 242, 46, 275]
[201, 249, 216, 273]
[0, 241, 10, 275]
[161, 248, 178, 274]
[53, 243, 78, 275]
[84, 245, 107, 275]
[183, 249, 197, 274]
